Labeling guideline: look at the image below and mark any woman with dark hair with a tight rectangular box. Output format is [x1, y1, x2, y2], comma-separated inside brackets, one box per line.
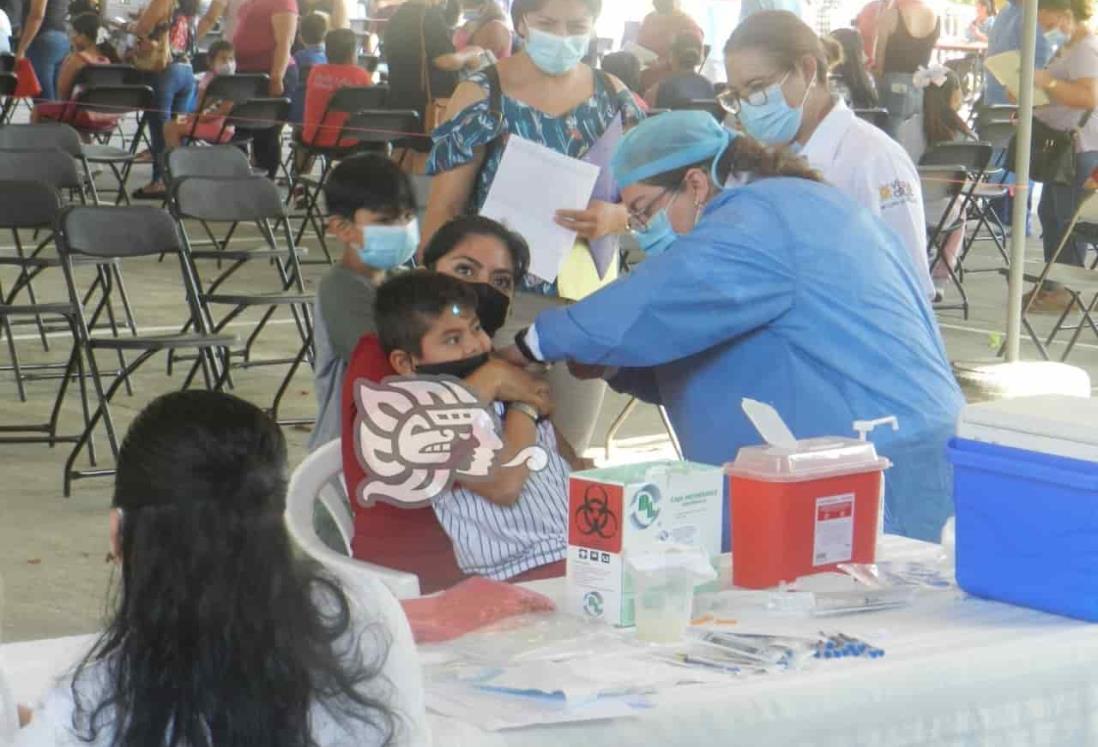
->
[423, 214, 531, 307]
[423, 0, 643, 455]
[644, 30, 714, 109]
[872, 0, 940, 134]
[724, 10, 932, 299]
[13, 0, 70, 100]
[967, 0, 996, 43]
[827, 27, 879, 109]
[13, 390, 427, 746]
[130, 0, 224, 198]
[503, 109, 963, 544]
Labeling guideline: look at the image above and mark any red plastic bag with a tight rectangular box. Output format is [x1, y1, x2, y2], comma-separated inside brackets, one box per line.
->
[14, 58, 41, 99]
[400, 576, 556, 644]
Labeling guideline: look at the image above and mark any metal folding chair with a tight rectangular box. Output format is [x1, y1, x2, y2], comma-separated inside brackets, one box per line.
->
[288, 86, 391, 261]
[0, 53, 12, 73]
[0, 73, 16, 125]
[64, 84, 156, 205]
[1012, 191, 1098, 362]
[920, 142, 1001, 280]
[676, 98, 724, 121]
[0, 180, 91, 448]
[0, 122, 101, 202]
[170, 175, 315, 423]
[918, 164, 969, 316]
[54, 205, 236, 494]
[853, 107, 890, 131]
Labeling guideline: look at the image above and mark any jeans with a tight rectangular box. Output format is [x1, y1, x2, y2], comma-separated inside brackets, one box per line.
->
[147, 62, 196, 181]
[249, 64, 298, 178]
[879, 72, 922, 139]
[26, 29, 68, 101]
[1037, 149, 1098, 268]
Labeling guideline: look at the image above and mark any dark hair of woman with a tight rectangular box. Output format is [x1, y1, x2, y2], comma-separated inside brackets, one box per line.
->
[601, 50, 642, 92]
[670, 31, 703, 70]
[828, 27, 879, 108]
[980, 0, 998, 17]
[641, 136, 823, 189]
[70, 390, 396, 747]
[423, 214, 531, 281]
[511, 0, 602, 31]
[725, 9, 831, 84]
[923, 69, 972, 145]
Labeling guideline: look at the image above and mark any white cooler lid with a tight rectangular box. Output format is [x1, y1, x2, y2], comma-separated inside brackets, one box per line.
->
[957, 394, 1098, 456]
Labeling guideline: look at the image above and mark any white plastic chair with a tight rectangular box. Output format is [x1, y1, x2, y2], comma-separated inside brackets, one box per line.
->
[285, 439, 421, 599]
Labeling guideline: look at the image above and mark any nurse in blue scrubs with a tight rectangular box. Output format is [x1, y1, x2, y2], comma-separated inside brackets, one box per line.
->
[505, 110, 963, 542]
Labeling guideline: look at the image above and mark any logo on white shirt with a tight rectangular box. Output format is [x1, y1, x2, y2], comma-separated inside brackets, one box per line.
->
[878, 178, 917, 210]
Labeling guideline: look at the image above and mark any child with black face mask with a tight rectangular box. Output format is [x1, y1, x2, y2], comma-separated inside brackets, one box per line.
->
[374, 270, 572, 583]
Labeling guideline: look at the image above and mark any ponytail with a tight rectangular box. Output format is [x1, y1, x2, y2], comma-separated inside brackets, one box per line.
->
[639, 137, 822, 189]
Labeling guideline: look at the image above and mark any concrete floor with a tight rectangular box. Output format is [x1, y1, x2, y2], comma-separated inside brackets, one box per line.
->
[0, 142, 1092, 644]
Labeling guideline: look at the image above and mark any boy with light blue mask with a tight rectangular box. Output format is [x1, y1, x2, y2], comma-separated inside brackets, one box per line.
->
[307, 154, 419, 450]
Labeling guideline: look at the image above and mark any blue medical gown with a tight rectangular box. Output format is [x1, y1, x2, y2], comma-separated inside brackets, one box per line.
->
[534, 179, 964, 542]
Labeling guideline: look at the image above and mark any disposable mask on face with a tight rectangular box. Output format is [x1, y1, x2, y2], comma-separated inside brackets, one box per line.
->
[467, 282, 511, 338]
[736, 71, 812, 146]
[1045, 28, 1068, 48]
[356, 220, 420, 270]
[416, 351, 489, 379]
[633, 207, 679, 257]
[524, 26, 590, 76]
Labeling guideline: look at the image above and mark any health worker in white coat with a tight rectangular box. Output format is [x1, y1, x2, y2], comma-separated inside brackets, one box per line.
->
[722, 10, 935, 300]
[503, 110, 963, 543]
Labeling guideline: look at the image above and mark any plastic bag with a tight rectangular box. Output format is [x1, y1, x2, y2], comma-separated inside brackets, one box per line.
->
[400, 576, 555, 644]
[13, 58, 41, 99]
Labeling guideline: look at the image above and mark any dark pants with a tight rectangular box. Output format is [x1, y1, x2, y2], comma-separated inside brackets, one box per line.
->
[247, 64, 298, 179]
[1038, 149, 1098, 268]
[147, 62, 196, 181]
[26, 29, 67, 101]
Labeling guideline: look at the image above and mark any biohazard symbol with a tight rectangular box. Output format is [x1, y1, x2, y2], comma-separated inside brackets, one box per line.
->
[574, 484, 619, 539]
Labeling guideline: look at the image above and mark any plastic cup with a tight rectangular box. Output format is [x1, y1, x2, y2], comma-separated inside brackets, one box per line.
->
[630, 566, 696, 644]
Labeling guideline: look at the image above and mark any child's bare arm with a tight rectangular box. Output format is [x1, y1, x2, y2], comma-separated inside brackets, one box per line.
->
[466, 408, 540, 507]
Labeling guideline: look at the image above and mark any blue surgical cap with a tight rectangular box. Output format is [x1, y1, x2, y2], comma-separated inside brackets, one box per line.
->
[611, 110, 739, 189]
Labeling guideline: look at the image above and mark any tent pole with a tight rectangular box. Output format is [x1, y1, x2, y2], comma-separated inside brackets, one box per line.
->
[1006, 0, 1040, 362]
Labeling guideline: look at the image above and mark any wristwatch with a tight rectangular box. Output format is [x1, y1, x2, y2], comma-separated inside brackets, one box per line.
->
[508, 401, 541, 423]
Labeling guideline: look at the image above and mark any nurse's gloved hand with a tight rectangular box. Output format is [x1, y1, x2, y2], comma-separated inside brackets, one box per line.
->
[554, 200, 629, 241]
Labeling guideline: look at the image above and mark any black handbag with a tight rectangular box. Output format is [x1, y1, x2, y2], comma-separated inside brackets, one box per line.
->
[1007, 110, 1092, 185]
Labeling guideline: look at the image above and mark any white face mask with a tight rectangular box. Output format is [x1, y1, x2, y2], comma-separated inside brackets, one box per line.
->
[214, 60, 236, 75]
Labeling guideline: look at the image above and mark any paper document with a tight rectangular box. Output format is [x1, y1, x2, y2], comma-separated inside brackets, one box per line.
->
[427, 683, 640, 731]
[481, 136, 600, 283]
[984, 51, 1050, 106]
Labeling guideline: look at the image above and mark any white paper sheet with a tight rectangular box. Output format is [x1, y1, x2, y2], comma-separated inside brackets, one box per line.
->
[984, 51, 1050, 106]
[427, 682, 640, 731]
[480, 136, 600, 283]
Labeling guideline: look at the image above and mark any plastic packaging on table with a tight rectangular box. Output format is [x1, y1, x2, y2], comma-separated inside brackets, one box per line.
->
[401, 576, 555, 644]
[626, 543, 716, 644]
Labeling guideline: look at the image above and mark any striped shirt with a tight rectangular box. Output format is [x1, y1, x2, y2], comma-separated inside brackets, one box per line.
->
[432, 404, 570, 580]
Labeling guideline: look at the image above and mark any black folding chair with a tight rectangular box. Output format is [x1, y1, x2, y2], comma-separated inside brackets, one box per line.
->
[853, 107, 890, 130]
[0, 73, 16, 125]
[0, 53, 13, 73]
[163, 145, 259, 254]
[223, 96, 291, 176]
[182, 72, 269, 144]
[0, 122, 102, 203]
[0, 180, 91, 448]
[72, 64, 143, 88]
[64, 84, 156, 205]
[973, 103, 1017, 131]
[288, 86, 391, 261]
[676, 98, 724, 121]
[918, 164, 969, 316]
[1009, 191, 1098, 362]
[54, 205, 236, 494]
[170, 175, 315, 424]
[919, 142, 1002, 278]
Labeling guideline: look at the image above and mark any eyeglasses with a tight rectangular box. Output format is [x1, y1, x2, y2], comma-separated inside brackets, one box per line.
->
[718, 69, 793, 114]
[627, 187, 676, 232]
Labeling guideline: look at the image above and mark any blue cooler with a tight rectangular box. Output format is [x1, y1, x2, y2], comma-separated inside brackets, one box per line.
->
[949, 395, 1098, 621]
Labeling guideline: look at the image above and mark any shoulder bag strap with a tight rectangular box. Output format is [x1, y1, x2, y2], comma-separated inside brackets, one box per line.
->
[482, 64, 504, 166]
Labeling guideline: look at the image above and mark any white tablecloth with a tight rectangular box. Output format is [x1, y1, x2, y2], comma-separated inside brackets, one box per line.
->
[5, 537, 1098, 746]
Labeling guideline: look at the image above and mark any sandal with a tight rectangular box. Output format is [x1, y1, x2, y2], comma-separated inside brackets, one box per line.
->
[131, 184, 166, 200]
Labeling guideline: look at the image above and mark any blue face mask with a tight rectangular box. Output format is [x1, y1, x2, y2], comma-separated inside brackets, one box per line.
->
[524, 27, 591, 76]
[633, 191, 689, 257]
[1045, 28, 1068, 48]
[357, 220, 420, 270]
[736, 71, 811, 147]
